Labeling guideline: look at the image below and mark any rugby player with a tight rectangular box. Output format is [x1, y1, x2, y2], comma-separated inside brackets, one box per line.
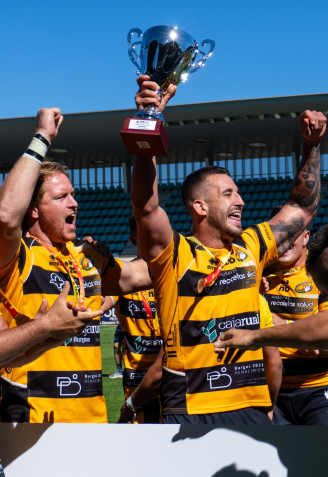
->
[130, 77, 325, 424]
[215, 224, 328, 352]
[258, 205, 328, 424]
[115, 214, 162, 423]
[0, 107, 152, 423]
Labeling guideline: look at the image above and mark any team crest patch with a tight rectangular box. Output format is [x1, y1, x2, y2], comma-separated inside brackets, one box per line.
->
[80, 256, 94, 271]
[295, 282, 313, 293]
[235, 250, 248, 261]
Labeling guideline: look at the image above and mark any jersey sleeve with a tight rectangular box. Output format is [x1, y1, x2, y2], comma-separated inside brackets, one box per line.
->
[259, 294, 274, 329]
[242, 222, 278, 275]
[319, 293, 328, 312]
[101, 255, 123, 290]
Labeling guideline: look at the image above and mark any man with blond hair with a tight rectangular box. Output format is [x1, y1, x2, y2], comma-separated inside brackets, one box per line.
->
[0, 108, 151, 423]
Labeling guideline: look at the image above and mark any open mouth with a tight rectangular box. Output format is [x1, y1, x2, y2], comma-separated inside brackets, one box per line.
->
[65, 213, 76, 229]
[228, 211, 242, 224]
[283, 247, 293, 256]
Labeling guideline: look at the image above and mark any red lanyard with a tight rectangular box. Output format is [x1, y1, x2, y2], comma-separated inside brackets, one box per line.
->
[197, 258, 223, 294]
[30, 236, 85, 307]
[140, 290, 157, 341]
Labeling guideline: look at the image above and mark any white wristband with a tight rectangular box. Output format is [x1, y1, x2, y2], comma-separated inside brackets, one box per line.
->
[22, 134, 50, 164]
[126, 395, 137, 413]
[110, 296, 116, 306]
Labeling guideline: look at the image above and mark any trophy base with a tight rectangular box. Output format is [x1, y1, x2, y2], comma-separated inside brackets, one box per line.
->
[120, 118, 168, 157]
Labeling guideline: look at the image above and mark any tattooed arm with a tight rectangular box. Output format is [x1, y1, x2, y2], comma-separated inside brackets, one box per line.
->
[268, 110, 326, 257]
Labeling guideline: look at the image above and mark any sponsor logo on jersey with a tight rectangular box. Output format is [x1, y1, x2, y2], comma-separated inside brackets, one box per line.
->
[203, 319, 218, 343]
[128, 301, 140, 316]
[295, 282, 313, 293]
[207, 367, 232, 389]
[50, 273, 66, 291]
[134, 336, 142, 354]
[235, 250, 248, 261]
[57, 374, 82, 396]
[80, 256, 94, 271]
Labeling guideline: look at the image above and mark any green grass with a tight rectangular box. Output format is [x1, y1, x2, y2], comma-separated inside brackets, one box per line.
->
[100, 326, 124, 423]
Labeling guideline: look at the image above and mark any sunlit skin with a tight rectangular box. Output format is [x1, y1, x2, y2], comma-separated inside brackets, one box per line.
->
[28, 173, 77, 249]
[188, 174, 244, 249]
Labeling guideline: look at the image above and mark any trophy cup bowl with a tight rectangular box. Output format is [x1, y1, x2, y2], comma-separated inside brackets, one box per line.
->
[120, 25, 215, 157]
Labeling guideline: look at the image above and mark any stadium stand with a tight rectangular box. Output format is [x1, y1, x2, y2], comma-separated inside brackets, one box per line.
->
[74, 173, 328, 257]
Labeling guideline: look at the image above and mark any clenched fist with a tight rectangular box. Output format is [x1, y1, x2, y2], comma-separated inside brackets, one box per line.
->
[300, 110, 326, 145]
[135, 75, 177, 113]
[36, 107, 64, 143]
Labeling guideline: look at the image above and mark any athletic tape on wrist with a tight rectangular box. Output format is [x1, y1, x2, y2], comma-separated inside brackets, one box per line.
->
[126, 395, 137, 413]
[22, 134, 50, 164]
[110, 296, 116, 306]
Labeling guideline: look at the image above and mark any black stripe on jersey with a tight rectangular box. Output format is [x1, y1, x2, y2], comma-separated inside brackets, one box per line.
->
[161, 367, 187, 415]
[119, 296, 156, 319]
[28, 370, 103, 399]
[282, 357, 328, 377]
[250, 225, 268, 263]
[61, 320, 101, 348]
[23, 265, 101, 297]
[264, 294, 316, 315]
[186, 360, 267, 395]
[123, 332, 163, 355]
[101, 254, 117, 277]
[18, 241, 27, 275]
[319, 294, 328, 306]
[1, 376, 29, 422]
[180, 311, 260, 347]
[173, 230, 181, 269]
[232, 236, 247, 249]
[23, 237, 42, 249]
[123, 367, 148, 388]
[178, 266, 257, 297]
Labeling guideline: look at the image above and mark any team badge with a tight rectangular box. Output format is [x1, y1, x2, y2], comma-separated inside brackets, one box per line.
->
[295, 282, 313, 293]
[80, 256, 94, 271]
[235, 250, 247, 261]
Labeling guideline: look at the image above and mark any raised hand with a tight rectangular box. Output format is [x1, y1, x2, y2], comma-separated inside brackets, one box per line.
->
[300, 110, 326, 145]
[135, 75, 177, 113]
[41, 282, 101, 340]
[36, 107, 64, 143]
[214, 329, 261, 358]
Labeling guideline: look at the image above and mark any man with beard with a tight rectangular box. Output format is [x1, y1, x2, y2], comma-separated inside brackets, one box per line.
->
[0, 107, 151, 423]
[131, 75, 325, 424]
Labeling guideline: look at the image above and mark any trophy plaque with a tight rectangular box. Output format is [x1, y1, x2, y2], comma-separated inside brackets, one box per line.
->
[120, 25, 215, 157]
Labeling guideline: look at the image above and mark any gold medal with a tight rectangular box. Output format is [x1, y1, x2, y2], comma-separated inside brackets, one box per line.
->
[197, 278, 205, 294]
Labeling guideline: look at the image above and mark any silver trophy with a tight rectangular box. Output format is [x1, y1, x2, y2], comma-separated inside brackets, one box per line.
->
[128, 25, 215, 121]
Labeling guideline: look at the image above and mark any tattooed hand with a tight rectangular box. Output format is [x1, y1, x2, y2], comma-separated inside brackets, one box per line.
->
[300, 110, 326, 146]
[268, 110, 326, 258]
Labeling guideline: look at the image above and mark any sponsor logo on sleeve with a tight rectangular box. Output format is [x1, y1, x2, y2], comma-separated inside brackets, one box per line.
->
[80, 256, 95, 271]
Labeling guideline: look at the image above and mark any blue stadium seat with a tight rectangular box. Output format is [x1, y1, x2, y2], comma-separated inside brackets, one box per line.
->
[267, 193, 274, 200]
[317, 207, 325, 216]
[322, 216, 328, 225]
[122, 234, 129, 242]
[314, 217, 322, 225]
[166, 198, 174, 206]
[259, 193, 266, 201]
[243, 211, 251, 219]
[254, 201, 263, 210]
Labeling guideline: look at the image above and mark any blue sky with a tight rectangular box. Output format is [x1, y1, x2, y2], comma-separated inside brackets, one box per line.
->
[1, 0, 327, 119]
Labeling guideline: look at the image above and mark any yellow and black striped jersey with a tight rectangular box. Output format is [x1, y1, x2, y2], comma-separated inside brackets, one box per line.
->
[0, 237, 122, 423]
[148, 222, 278, 416]
[263, 264, 328, 388]
[114, 290, 162, 399]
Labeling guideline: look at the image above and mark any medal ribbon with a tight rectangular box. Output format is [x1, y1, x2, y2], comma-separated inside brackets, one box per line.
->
[187, 236, 233, 294]
[140, 290, 157, 340]
[30, 236, 85, 307]
[266, 264, 304, 278]
[0, 290, 32, 325]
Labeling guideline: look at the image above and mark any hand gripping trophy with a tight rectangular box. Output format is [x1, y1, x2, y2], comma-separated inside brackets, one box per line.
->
[120, 25, 215, 157]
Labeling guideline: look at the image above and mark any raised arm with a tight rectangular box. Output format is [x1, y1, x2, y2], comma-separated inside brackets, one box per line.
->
[0, 108, 63, 268]
[268, 110, 326, 257]
[131, 76, 177, 262]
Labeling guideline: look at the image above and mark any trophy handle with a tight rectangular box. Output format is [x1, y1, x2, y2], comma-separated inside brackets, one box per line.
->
[186, 39, 215, 77]
[127, 28, 143, 75]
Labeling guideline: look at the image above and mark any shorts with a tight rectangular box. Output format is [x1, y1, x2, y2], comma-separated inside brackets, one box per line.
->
[136, 397, 161, 424]
[273, 385, 328, 425]
[114, 325, 123, 343]
[162, 407, 271, 425]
